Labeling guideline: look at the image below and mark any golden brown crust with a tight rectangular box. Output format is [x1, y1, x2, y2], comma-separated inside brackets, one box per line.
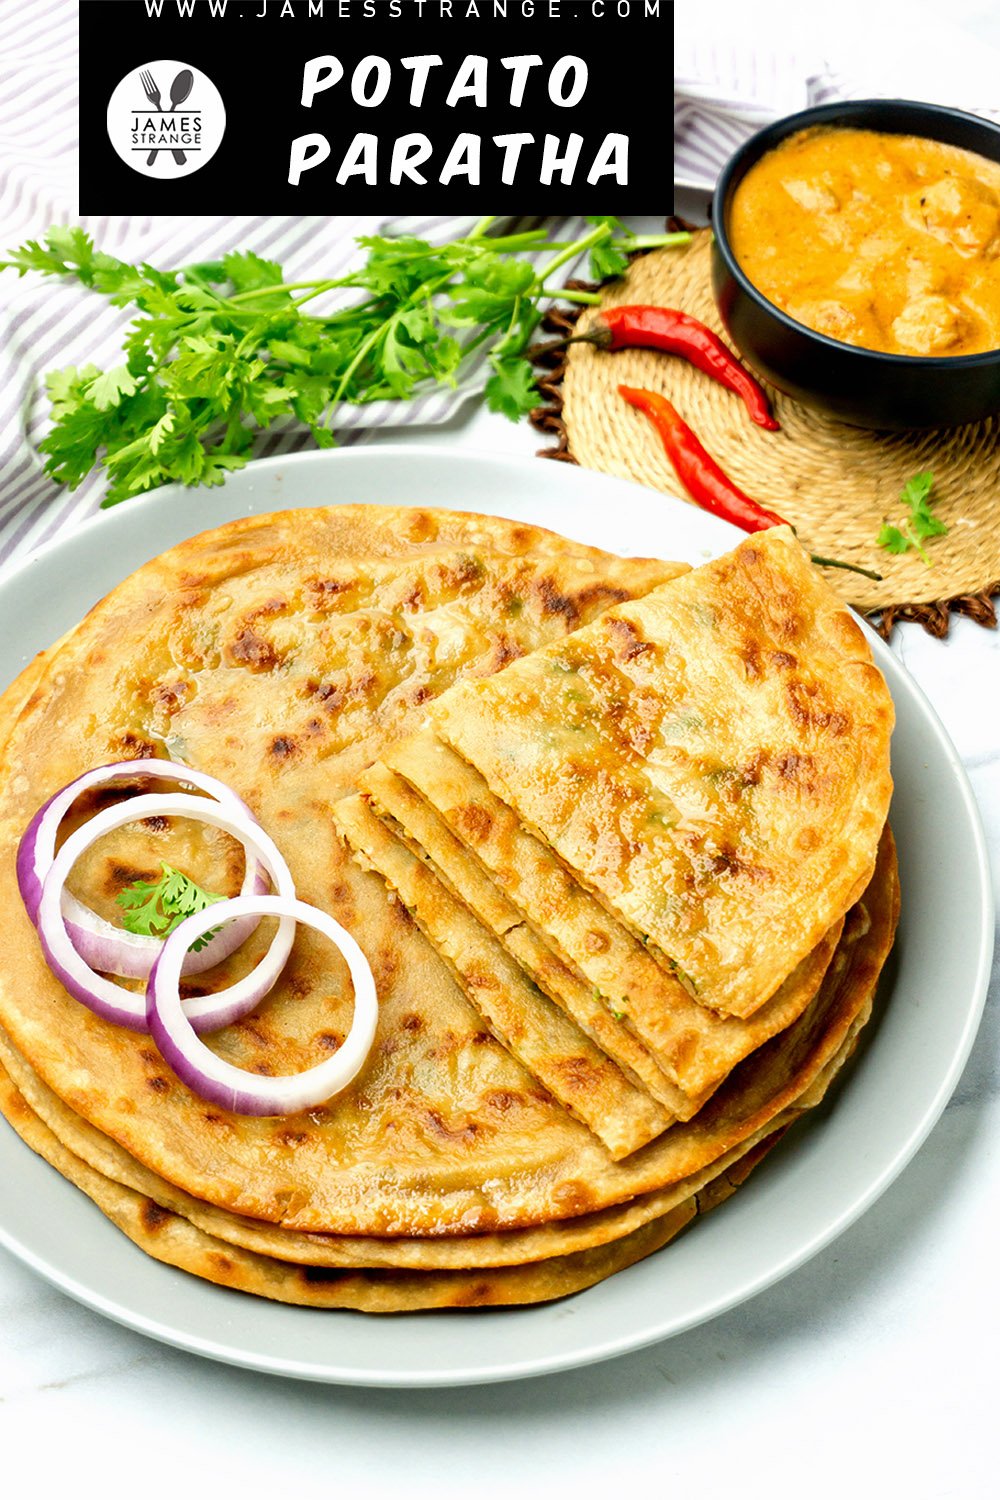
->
[0, 508, 896, 1250]
[0, 1060, 795, 1310]
[332, 793, 674, 1158]
[357, 760, 694, 1117]
[0, 506, 697, 1234]
[430, 529, 894, 1019]
[379, 730, 846, 1094]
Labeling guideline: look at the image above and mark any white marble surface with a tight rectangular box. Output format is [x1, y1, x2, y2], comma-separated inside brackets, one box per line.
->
[3, 11, 1000, 1493]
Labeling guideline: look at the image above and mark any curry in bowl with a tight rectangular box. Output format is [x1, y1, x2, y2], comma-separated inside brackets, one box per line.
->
[729, 127, 1000, 358]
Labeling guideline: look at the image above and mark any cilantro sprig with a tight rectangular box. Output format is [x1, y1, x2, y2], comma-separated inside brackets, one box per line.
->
[877, 472, 948, 565]
[116, 862, 226, 952]
[1, 216, 689, 507]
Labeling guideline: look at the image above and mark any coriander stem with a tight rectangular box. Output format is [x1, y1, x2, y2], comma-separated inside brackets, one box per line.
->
[541, 287, 603, 305]
[225, 275, 358, 305]
[536, 223, 611, 283]
[811, 556, 884, 582]
[630, 232, 692, 250]
[468, 216, 498, 239]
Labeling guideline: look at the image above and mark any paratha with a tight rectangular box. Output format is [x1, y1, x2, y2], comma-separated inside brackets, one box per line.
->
[0, 505, 705, 1235]
[0, 507, 896, 1252]
[356, 761, 697, 1114]
[333, 793, 676, 1157]
[429, 527, 894, 1020]
[362, 739, 845, 1097]
[0, 1062, 789, 1311]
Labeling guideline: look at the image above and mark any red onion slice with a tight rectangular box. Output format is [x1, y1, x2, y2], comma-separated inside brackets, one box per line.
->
[36, 793, 296, 1033]
[148, 895, 378, 1116]
[17, 759, 267, 979]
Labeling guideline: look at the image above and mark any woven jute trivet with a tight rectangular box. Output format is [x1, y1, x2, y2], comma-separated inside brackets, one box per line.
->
[531, 230, 1000, 637]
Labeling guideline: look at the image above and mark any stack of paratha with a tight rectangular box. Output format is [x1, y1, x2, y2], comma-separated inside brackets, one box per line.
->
[0, 508, 897, 1312]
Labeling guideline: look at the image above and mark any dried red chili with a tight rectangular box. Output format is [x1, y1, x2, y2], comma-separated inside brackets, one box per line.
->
[618, 386, 881, 582]
[578, 306, 780, 431]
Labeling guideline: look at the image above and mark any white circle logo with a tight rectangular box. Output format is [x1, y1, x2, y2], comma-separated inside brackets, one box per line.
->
[106, 60, 225, 180]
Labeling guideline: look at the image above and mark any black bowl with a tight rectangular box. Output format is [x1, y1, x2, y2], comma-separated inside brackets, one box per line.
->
[711, 99, 1000, 430]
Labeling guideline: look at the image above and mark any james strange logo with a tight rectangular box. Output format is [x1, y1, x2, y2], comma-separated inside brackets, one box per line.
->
[106, 60, 227, 179]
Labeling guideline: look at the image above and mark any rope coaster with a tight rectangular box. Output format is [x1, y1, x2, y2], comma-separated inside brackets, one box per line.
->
[532, 230, 1000, 637]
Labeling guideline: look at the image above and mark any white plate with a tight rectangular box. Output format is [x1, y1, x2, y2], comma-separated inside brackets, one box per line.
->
[0, 447, 992, 1387]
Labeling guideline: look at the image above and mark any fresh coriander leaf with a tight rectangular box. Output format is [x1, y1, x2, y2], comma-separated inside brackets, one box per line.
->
[899, 471, 934, 509]
[877, 524, 911, 555]
[485, 357, 538, 422]
[116, 861, 226, 951]
[87, 365, 138, 411]
[877, 471, 947, 565]
[221, 249, 286, 293]
[589, 242, 631, 281]
[585, 214, 629, 235]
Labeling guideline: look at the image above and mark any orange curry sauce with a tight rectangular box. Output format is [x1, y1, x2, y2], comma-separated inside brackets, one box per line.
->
[729, 127, 1000, 356]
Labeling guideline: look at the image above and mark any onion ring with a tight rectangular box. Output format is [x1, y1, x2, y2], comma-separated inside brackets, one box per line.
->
[36, 793, 296, 1033]
[148, 894, 378, 1115]
[18, 760, 268, 978]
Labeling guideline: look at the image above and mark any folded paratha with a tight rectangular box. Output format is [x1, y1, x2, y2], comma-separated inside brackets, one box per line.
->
[364, 738, 845, 1097]
[429, 528, 894, 1021]
[332, 793, 676, 1159]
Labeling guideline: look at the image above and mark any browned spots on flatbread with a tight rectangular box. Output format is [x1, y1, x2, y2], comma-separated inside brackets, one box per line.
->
[576, 582, 632, 613]
[483, 634, 522, 673]
[227, 628, 281, 671]
[608, 616, 654, 662]
[487, 1088, 526, 1114]
[114, 732, 157, 759]
[453, 1280, 494, 1306]
[107, 863, 158, 895]
[786, 679, 850, 736]
[270, 735, 297, 759]
[306, 577, 352, 609]
[534, 575, 581, 626]
[146, 1076, 170, 1094]
[551, 1053, 606, 1096]
[140, 1199, 173, 1232]
[151, 680, 191, 710]
[246, 596, 288, 621]
[401, 509, 436, 543]
[456, 803, 493, 842]
[551, 1179, 596, 1216]
[424, 1108, 480, 1143]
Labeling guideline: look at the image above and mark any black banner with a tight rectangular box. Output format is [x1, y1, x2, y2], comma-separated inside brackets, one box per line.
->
[79, 0, 674, 211]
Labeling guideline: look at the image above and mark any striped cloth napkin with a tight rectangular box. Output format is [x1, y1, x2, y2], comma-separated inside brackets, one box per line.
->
[674, 32, 999, 192]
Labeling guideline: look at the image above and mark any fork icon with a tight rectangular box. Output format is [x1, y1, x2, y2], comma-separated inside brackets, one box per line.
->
[139, 67, 187, 168]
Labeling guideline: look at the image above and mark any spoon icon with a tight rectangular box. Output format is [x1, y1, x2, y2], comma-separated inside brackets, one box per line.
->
[168, 69, 194, 166]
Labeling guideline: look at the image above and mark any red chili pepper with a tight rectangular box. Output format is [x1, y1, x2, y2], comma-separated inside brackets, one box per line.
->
[619, 386, 786, 531]
[583, 306, 780, 432]
[619, 386, 882, 582]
